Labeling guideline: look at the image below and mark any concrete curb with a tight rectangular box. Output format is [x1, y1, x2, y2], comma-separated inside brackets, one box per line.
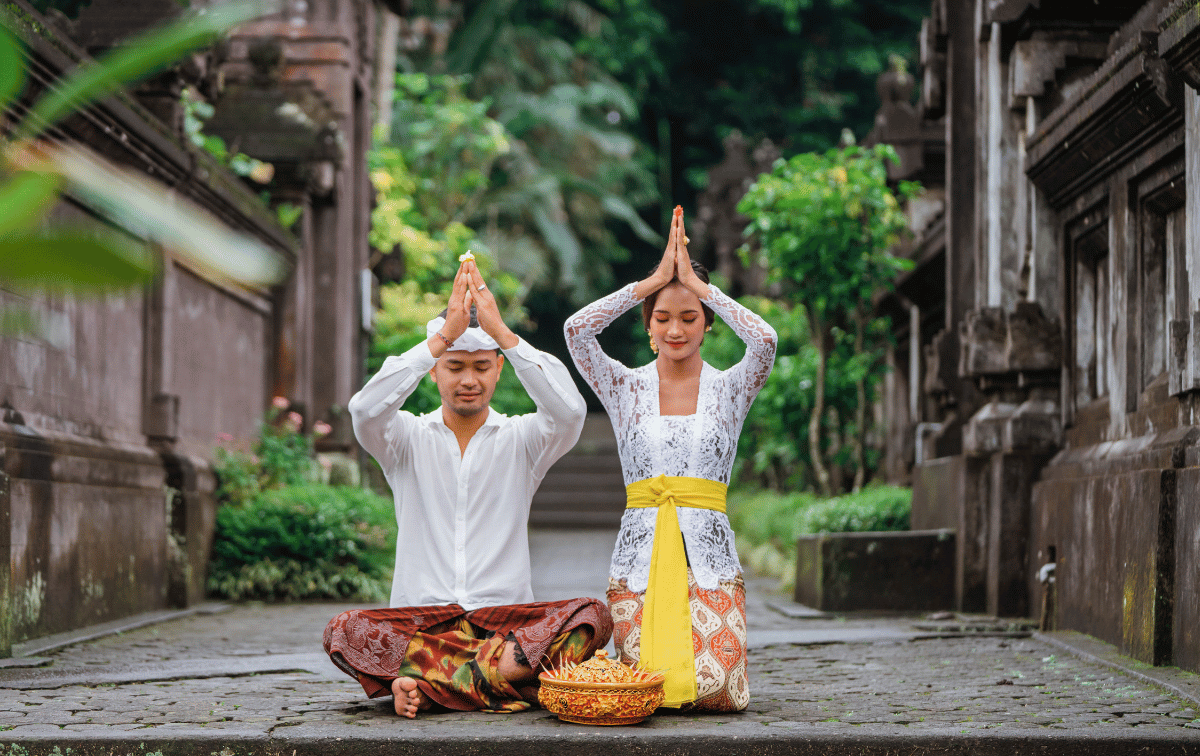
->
[11, 603, 231, 658]
[4, 727, 1200, 756]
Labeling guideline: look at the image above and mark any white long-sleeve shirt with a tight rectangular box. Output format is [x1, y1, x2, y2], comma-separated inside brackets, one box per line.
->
[348, 337, 586, 610]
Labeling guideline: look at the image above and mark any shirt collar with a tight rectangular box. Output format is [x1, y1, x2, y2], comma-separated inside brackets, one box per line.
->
[421, 406, 508, 431]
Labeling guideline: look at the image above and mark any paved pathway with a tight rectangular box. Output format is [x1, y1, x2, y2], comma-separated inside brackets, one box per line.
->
[1, 529, 1199, 755]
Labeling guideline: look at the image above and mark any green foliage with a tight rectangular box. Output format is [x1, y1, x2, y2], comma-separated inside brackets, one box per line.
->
[792, 484, 912, 535]
[400, 0, 661, 304]
[728, 488, 819, 550]
[696, 294, 887, 491]
[370, 74, 524, 309]
[0, 226, 156, 291]
[645, 0, 926, 166]
[738, 144, 917, 316]
[738, 144, 914, 494]
[183, 93, 275, 184]
[207, 484, 396, 602]
[212, 401, 324, 504]
[0, 23, 23, 113]
[209, 400, 395, 602]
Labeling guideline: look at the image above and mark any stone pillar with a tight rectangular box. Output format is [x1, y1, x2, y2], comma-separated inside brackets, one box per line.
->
[958, 456, 989, 613]
[941, 0, 982, 454]
[1186, 86, 1200, 391]
[0, 441, 10, 658]
[985, 450, 1050, 617]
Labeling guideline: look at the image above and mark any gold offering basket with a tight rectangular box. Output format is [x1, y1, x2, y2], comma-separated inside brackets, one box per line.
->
[538, 650, 665, 726]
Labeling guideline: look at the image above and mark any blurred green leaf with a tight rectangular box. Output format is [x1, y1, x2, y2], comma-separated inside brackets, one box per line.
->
[0, 25, 24, 114]
[0, 228, 155, 291]
[0, 171, 63, 236]
[42, 143, 286, 288]
[15, 1, 267, 140]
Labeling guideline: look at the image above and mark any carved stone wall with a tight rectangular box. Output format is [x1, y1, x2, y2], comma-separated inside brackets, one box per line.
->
[0, 0, 392, 651]
[874, 0, 1200, 670]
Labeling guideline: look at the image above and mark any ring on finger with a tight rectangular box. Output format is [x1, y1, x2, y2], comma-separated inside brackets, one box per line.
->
[477, 283, 487, 291]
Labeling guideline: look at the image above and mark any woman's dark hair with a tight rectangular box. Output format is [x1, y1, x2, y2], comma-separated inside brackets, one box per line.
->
[437, 305, 479, 328]
[641, 259, 715, 332]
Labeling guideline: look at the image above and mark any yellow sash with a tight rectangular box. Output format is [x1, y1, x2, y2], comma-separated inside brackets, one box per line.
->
[625, 474, 727, 707]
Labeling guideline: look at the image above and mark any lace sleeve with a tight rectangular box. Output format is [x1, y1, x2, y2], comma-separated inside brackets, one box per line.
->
[702, 285, 777, 409]
[563, 283, 642, 415]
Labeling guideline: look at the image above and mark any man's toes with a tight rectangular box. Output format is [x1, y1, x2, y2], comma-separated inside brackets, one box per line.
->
[392, 677, 424, 718]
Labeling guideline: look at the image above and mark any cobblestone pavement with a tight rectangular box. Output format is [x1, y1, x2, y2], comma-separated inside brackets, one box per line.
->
[1, 530, 1198, 755]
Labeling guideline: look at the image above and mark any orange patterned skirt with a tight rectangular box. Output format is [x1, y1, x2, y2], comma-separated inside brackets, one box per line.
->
[607, 571, 748, 711]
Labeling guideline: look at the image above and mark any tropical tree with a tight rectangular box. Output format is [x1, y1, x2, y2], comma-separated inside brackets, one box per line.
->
[738, 143, 916, 495]
[395, 0, 662, 307]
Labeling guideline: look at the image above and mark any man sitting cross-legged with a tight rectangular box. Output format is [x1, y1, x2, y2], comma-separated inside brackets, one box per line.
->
[323, 258, 611, 717]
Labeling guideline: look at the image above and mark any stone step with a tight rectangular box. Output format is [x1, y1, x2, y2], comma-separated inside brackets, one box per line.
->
[536, 471, 625, 491]
[541, 455, 623, 473]
[530, 415, 625, 527]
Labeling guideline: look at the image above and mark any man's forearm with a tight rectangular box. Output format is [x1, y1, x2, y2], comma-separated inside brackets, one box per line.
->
[348, 340, 436, 422]
[503, 340, 584, 422]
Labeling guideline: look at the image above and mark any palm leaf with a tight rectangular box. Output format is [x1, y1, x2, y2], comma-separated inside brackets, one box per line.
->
[0, 24, 24, 114]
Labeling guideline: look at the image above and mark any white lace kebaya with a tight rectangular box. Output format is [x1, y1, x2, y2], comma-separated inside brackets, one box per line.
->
[564, 283, 777, 593]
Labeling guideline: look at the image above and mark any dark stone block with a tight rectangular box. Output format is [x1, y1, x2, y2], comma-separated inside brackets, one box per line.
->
[1031, 456, 1176, 666]
[911, 456, 961, 531]
[1174, 467, 1200, 672]
[959, 307, 1008, 377]
[794, 530, 956, 612]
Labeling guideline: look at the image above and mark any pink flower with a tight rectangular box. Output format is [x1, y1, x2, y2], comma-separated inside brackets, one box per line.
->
[272, 396, 290, 410]
[313, 421, 333, 438]
[285, 411, 303, 432]
[216, 432, 234, 443]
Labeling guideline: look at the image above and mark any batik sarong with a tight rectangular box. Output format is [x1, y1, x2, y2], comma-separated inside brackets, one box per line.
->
[323, 597, 612, 713]
[608, 571, 748, 712]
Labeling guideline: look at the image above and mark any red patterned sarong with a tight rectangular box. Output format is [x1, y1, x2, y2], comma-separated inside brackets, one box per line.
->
[323, 597, 612, 713]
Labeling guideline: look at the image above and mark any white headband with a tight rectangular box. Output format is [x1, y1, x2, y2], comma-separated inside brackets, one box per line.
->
[426, 316, 500, 353]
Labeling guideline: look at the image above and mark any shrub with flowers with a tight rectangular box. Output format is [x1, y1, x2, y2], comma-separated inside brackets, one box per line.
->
[208, 397, 395, 602]
[212, 397, 331, 504]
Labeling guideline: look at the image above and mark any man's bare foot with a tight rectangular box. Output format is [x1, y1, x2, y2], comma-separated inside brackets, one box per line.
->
[391, 677, 428, 718]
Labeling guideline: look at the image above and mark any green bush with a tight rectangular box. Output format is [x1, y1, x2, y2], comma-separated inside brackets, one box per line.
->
[792, 485, 912, 536]
[207, 484, 396, 602]
[729, 484, 912, 591]
[212, 400, 324, 504]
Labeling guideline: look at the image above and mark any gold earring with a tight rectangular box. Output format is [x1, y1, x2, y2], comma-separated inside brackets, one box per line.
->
[648, 332, 658, 355]
[705, 325, 712, 332]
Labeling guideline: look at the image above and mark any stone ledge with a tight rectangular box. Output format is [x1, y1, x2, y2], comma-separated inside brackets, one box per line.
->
[4, 726, 1200, 756]
[1036, 629, 1200, 708]
[1026, 32, 1183, 207]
